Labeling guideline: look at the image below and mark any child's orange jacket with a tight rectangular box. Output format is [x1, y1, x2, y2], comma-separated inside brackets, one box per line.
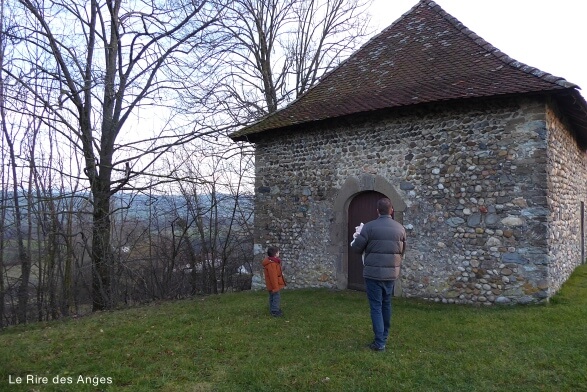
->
[262, 257, 286, 293]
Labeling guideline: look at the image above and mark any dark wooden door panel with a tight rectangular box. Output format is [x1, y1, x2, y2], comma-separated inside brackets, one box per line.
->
[347, 191, 385, 291]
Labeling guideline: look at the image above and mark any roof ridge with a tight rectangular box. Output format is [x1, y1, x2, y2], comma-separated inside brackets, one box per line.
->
[312, 0, 425, 88]
[428, 0, 577, 89]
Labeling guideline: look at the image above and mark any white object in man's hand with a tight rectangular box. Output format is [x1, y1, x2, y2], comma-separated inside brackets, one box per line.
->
[350, 222, 364, 243]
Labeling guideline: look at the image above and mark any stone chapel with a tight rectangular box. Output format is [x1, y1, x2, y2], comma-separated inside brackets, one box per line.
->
[229, 0, 587, 304]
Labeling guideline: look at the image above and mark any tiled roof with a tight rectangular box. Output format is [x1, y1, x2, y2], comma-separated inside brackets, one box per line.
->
[230, 0, 587, 147]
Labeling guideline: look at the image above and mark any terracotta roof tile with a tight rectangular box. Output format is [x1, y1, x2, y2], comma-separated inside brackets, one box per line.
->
[230, 0, 587, 146]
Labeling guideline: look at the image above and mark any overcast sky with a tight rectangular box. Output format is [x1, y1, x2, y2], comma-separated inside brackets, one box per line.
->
[368, 0, 587, 98]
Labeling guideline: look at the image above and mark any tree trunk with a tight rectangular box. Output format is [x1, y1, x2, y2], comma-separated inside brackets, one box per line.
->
[14, 192, 31, 324]
[47, 210, 59, 320]
[0, 0, 6, 327]
[91, 186, 113, 311]
[1, 124, 31, 323]
[62, 207, 75, 317]
[0, 184, 5, 328]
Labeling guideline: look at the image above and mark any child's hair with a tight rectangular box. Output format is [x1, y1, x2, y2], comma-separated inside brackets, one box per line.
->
[267, 246, 279, 257]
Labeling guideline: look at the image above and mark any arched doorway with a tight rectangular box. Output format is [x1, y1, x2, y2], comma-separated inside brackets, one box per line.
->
[347, 191, 386, 291]
[331, 174, 406, 291]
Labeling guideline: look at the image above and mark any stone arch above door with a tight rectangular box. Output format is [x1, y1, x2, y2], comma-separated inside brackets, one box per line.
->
[330, 174, 406, 289]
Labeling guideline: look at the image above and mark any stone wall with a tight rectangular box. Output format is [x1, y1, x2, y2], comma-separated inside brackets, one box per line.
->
[546, 100, 587, 293]
[251, 96, 586, 304]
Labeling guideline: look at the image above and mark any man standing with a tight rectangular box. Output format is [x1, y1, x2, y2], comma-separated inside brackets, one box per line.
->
[350, 197, 406, 351]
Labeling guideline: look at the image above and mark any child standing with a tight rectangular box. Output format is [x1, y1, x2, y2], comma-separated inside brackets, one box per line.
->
[262, 246, 286, 317]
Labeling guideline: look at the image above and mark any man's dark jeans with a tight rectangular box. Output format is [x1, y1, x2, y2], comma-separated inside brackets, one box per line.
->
[365, 278, 395, 349]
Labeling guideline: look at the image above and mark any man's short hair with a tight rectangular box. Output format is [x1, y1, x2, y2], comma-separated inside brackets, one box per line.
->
[377, 198, 393, 215]
[267, 246, 279, 257]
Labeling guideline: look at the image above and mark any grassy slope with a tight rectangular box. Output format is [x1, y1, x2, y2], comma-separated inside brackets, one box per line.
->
[1, 265, 586, 392]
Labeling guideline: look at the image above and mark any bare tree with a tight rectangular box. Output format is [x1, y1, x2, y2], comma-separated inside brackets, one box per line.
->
[0, 1, 33, 323]
[29, 132, 75, 320]
[0, 0, 375, 325]
[0, 0, 8, 327]
[168, 140, 254, 294]
[2, 0, 227, 311]
[289, 0, 372, 97]
[207, 0, 372, 125]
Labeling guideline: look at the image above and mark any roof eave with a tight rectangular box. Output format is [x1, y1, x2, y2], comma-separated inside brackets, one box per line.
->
[553, 88, 587, 150]
[230, 90, 587, 149]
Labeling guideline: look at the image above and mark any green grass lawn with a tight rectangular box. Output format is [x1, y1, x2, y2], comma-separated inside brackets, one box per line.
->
[1, 265, 587, 392]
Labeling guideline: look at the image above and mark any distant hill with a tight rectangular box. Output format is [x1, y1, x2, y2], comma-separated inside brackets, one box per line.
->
[0, 190, 253, 228]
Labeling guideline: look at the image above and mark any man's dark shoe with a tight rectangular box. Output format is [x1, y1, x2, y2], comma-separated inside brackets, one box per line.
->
[368, 343, 385, 352]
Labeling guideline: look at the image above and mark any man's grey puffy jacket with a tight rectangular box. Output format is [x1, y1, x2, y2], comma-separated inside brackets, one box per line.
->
[350, 215, 406, 281]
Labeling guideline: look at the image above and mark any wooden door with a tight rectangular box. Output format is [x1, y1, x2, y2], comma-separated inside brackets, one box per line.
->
[347, 191, 386, 291]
